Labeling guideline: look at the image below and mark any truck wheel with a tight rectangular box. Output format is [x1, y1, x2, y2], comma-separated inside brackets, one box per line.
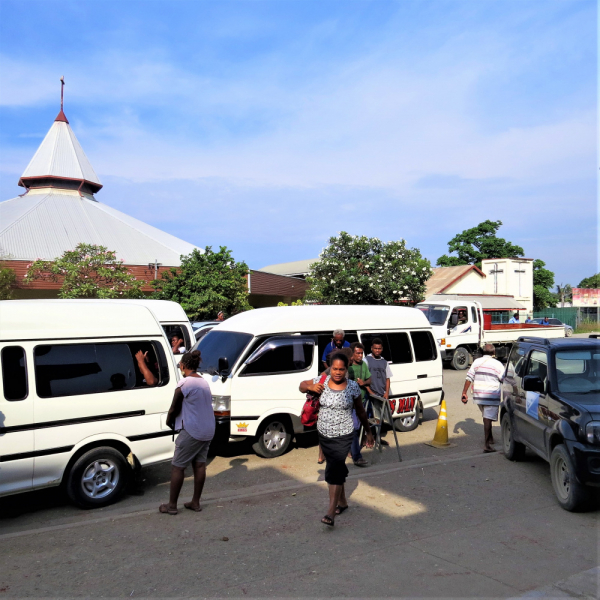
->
[394, 404, 421, 432]
[501, 412, 526, 461]
[550, 444, 592, 512]
[252, 417, 292, 458]
[66, 447, 130, 509]
[451, 347, 470, 370]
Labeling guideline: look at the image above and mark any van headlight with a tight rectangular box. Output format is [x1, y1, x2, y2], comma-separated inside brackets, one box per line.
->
[585, 422, 600, 445]
[212, 395, 231, 416]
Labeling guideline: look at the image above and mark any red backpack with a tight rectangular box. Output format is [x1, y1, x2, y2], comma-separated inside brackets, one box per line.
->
[301, 373, 328, 427]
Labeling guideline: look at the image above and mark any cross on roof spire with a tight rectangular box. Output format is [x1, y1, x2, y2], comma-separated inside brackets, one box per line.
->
[55, 76, 69, 123]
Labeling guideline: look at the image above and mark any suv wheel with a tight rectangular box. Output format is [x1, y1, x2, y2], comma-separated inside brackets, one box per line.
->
[67, 447, 130, 508]
[501, 412, 526, 461]
[252, 417, 292, 458]
[550, 444, 591, 512]
[451, 347, 470, 370]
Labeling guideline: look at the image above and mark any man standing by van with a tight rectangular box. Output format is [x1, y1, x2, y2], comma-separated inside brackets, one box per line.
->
[348, 342, 371, 467]
[160, 350, 215, 515]
[366, 338, 392, 400]
[322, 329, 350, 370]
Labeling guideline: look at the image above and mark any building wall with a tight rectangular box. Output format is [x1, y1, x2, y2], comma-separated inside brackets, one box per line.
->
[481, 258, 533, 315]
[446, 270, 485, 295]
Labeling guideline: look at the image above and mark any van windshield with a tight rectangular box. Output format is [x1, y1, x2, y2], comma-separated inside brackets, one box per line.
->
[417, 304, 450, 326]
[194, 331, 253, 375]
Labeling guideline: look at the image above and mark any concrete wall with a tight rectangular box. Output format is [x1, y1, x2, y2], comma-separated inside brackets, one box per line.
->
[446, 269, 485, 295]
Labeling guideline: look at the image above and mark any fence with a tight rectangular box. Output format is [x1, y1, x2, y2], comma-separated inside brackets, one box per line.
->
[533, 307, 599, 329]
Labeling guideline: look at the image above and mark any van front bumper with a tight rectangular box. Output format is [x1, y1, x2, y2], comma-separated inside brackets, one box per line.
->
[214, 416, 231, 443]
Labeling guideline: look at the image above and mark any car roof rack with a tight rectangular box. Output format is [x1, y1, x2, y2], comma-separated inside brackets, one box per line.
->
[517, 336, 551, 344]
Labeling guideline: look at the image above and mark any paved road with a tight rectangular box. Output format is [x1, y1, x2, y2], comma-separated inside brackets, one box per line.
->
[0, 367, 598, 598]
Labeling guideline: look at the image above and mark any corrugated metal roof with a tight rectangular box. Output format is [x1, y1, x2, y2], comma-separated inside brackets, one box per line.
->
[0, 188, 199, 266]
[425, 265, 486, 296]
[21, 119, 101, 186]
[258, 258, 319, 276]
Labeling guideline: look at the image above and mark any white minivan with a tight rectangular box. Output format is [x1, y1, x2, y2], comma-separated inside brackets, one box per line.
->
[0, 300, 178, 508]
[196, 305, 443, 458]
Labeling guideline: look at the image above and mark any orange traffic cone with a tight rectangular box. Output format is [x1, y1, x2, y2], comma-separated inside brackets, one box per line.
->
[425, 400, 455, 448]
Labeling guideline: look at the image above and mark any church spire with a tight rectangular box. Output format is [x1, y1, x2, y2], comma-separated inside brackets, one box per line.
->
[55, 76, 69, 123]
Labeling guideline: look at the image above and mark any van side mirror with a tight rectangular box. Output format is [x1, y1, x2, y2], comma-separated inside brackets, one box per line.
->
[523, 375, 545, 394]
[218, 356, 229, 374]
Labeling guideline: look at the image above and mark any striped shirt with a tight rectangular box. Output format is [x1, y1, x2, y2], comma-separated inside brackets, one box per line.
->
[466, 356, 505, 405]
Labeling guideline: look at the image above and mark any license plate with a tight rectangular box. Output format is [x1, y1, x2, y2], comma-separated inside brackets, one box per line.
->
[393, 396, 417, 414]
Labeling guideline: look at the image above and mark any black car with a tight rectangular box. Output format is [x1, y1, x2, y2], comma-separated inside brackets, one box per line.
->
[500, 336, 600, 511]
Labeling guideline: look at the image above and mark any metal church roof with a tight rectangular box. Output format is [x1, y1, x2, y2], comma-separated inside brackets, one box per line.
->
[2, 105, 200, 267]
[20, 110, 102, 192]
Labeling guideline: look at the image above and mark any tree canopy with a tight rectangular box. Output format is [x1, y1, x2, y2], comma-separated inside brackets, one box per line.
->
[578, 273, 600, 288]
[533, 259, 556, 310]
[25, 244, 144, 299]
[0, 263, 16, 300]
[305, 232, 432, 306]
[152, 247, 252, 320]
[436, 220, 524, 268]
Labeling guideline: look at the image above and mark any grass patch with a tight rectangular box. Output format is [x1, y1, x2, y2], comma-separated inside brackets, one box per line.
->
[575, 320, 600, 334]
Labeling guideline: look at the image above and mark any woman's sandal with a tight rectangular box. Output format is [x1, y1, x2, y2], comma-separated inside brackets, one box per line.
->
[335, 504, 349, 515]
[159, 503, 178, 515]
[321, 515, 334, 527]
[317, 459, 325, 464]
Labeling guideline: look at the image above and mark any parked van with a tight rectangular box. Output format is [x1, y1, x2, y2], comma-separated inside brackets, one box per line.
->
[0, 300, 178, 508]
[197, 305, 443, 458]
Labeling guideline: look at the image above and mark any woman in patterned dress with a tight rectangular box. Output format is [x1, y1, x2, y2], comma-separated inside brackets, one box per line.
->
[300, 352, 374, 526]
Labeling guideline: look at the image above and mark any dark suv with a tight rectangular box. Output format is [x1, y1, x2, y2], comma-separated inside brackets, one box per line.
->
[500, 336, 600, 511]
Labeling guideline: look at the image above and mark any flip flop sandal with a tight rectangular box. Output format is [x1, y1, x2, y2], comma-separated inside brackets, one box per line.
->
[159, 503, 178, 515]
[336, 505, 349, 515]
[184, 502, 202, 512]
[321, 515, 334, 527]
[317, 459, 325, 464]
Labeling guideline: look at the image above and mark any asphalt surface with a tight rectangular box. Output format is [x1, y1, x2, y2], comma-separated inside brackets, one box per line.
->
[0, 362, 598, 598]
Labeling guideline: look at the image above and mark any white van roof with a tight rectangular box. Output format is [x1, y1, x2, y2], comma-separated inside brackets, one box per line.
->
[0, 300, 165, 341]
[217, 305, 431, 336]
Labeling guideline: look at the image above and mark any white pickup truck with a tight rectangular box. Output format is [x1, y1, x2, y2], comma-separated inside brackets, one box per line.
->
[415, 296, 565, 370]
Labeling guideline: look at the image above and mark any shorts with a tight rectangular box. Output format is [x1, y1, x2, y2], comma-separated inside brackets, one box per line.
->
[172, 429, 211, 468]
[478, 404, 499, 421]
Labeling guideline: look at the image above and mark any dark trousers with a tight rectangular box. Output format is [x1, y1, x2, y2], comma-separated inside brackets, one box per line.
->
[351, 428, 363, 462]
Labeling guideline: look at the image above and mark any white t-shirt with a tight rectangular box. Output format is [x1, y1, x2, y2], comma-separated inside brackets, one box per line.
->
[466, 356, 505, 405]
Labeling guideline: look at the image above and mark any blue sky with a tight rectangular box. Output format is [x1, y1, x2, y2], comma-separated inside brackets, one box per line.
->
[0, 0, 596, 286]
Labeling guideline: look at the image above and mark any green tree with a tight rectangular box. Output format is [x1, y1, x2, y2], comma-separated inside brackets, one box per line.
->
[152, 247, 252, 320]
[0, 263, 17, 300]
[533, 259, 556, 310]
[305, 232, 432, 306]
[555, 283, 572, 307]
[437, 220, 524, 268]
[578, 273, 600, 288]
[25, 244, 144, 298]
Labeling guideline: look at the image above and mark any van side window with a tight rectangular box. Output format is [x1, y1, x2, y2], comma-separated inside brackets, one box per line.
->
[34, 342, 161, 398]
[163, 325, 190, 355]
[2, 346, 28, 401]
[410, 331, 437, 362]
[361, 334, 392, 362]
[360, 333, 412, 364]
[242, 340, 313, 376]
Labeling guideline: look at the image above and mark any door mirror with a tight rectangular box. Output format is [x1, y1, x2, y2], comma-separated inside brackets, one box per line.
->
[523, 375, 545, 394]
[218, 356, 229, 374]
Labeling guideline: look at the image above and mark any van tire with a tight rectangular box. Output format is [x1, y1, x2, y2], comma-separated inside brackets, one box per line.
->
[66, 447, 130, 508]
[393, 404, 421, 432]
[451, 347, 470, 370]
[252, 417, 292, 458]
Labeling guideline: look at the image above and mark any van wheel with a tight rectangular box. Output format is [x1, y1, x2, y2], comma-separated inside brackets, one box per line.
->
[451, 347, 470, 370]
[252, 418, 292, 458]
[394, 405, 421, 432]
[550, 444, 592, 512]
[501, 412, 526, 461]
[67, 447, 130, 508]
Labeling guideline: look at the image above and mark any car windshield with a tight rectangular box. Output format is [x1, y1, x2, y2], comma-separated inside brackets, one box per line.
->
[417, 304, 450, 326]
[555, 348, 600, 397]
[194, 330, 253, 375]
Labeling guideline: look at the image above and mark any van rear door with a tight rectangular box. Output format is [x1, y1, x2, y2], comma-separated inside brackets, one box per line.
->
[230, 336, 317, 436]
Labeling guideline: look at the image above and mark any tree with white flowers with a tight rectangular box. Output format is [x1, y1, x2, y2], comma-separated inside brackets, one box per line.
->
[305, 232, 433, 306]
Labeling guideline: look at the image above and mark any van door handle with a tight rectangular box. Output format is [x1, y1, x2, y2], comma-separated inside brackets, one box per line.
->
[417, 374, 427, 379]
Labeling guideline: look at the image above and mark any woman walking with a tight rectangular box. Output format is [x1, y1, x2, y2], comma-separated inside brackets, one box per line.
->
[300, 352, 374, 527]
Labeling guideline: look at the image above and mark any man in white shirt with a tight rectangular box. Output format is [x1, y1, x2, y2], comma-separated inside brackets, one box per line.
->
[508, 313, 520, 324]
[461, 344, 505, 453]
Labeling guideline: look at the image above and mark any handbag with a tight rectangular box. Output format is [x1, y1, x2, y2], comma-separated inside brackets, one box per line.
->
[301, 373, 328, 427]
